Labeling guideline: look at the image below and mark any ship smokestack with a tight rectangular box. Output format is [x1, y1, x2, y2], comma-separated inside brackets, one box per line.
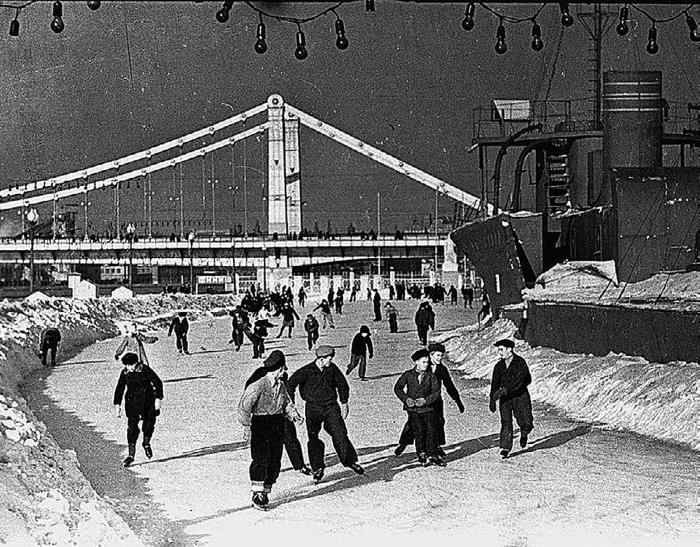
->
[602, 71, 662, 168]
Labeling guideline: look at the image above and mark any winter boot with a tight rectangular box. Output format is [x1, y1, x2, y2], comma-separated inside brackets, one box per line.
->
[252, 493, 269, 511]
[123, 444, 136, 467]
[499, 449, 510, 459]
[143, 438, 153, 459]
[312, 468, 325, 483]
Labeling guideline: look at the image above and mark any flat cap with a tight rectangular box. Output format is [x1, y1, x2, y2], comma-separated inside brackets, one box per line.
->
[428, 342, 445, 353]
[494, 338, 515, 348]
[263, 350, 286, 371]
[121, 352, 139, 366]
[411, 348, 430, 362]
[315, 345, 335, 358]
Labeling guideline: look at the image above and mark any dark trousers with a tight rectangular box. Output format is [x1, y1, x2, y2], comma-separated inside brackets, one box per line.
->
[373, 304, 382, 321]
[416, 325, 429, 345]
[499, 392, 534, 450]
[175, 332, 188, 353]
[232, 329, 244, 349]
[388, 314, 398, 333]
[305, 402, 358, 471]
[126, 401, 157, 445]
[277, 322, 293, 338]
[41, 342, 57, 367]
[399, 398, 446, 446]
[347, 354, 367, 379]
[306, 330, 319, 350]
[250, 414, 285, 491]
[283, 420, 306, 470]
[409, 411, 438, 457]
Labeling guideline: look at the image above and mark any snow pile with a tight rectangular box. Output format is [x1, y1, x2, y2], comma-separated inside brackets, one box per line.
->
[0, 293, 239, 546]
[438, 319, 700, 451]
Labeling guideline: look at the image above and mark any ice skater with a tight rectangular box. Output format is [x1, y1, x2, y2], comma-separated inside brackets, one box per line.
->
[287, 345, 365, 483]
[385, 302, 399, 333]
[114, 321, 157, 366]
[238, 350, 304, 510]
[113, 352, 164, 467]
[489, 339, 534, 458]
[39, 327, 61, 367]
[304, 313, 320, 351]
[346, 325, 374, 380]
[313, 299, 335, 329]
[275, 302, 300, 338]
[168, 311, 190, 354]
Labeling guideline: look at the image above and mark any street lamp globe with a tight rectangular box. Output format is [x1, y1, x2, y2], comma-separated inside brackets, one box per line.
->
[188, 231, 196, 243]
[27, 208, 39, 225]
[126, 223, 135, 237]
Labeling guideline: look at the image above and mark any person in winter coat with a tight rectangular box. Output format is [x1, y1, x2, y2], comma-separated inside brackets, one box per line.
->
[346, 325, 374, 380]
[168, 312, 190, 354]
[384, 302, 399, 333]
[372, 289, 382, 322]
[334, 288, 345, 314]
[303, 314, 320, 351]
[448, 285, 458, 305]
[238, 350, 304, 510]
[113, 352, 163, 467]
[114, 323, 158, 367]
[40, 327, 61, 367]
[252, 317, 275, 359]
[228, 306, 250, 351]
[414, 301, 435, 346]
[313, 299, 335, 328]
[287, 345, 365, 483]
[394, 342, 465, 458]
[275, 303, 301, 338]
[393, 348, 444, 467]
[489, 339, 534, 458]
[298, 287, 307, 308]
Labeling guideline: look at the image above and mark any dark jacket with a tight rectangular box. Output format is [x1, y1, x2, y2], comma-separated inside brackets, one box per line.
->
[41, 328, 61, 346]
[304, 316, 320, 333]
[394, 369, 441, 414]
[350, 333, 374, 358]
[313, 301, 332, 315]
[414, 306, 435, 329]
[113, 364, 163, 416]
[490, 354, 532, 401]
[430, 361, 463, 405]
[287, 361, 350, 405]
[277, 306, 301, 324]
[168, 317, 189, 336]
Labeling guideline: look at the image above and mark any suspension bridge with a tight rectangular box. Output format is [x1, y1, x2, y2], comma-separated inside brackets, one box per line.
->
[0, 95, 490, 291]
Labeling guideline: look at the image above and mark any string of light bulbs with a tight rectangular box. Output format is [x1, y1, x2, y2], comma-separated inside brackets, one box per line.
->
[461, 2, 698, 55]
[1, 0, 100, 37]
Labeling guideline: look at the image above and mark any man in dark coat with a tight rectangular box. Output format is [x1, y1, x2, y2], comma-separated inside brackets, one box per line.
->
[168, 311, 190, 354]
[275, 302, 301, 338]
[113, 352, 164, 467]
[394, 342, 464, 457]
[346, 325, 374, 380]
[414, 301, 435, 346]
[489, 339, 534, 458]
[40, 327, 61, 367]
[228, 306, 249, 351]
[287, 345, 364, 483]
[303, 314, 320, 351]
[372, 289, 382, 321]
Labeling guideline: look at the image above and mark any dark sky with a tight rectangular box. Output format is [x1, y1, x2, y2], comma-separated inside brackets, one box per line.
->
[0, 1, 697, 236]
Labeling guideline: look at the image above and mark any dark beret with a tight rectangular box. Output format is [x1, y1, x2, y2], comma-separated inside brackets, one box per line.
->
[494, 339, 515, 349]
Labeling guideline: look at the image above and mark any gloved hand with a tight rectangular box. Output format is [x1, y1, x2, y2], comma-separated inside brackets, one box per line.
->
[415, 398, 426, 407]
[114, 354, 120, 361]
[154, 409, 161, 417]
[489, 400, 496, 413]
[405, 398, 416, 408]
[456, 399, 465, 413]
[492, 387, 507, 401]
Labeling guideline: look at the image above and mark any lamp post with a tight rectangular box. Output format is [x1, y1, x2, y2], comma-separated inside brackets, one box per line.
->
[126, 223, 135, 289]
[188, 230, 196, 294]
[261, 243, 267, 292]
[26, 208, 38, 294]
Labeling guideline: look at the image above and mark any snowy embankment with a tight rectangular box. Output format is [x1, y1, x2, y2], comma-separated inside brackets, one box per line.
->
[0, 293, 237, 546]
[437, 318, 699, 451]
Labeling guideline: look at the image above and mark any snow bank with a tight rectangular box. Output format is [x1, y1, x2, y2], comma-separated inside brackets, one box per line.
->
[0, 293, 239, 546]
[437, 319, 700, 451]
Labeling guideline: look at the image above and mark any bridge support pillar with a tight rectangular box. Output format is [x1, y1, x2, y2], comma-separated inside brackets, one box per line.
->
[285, 110, 302, 235]
[267, 95, 288, 236]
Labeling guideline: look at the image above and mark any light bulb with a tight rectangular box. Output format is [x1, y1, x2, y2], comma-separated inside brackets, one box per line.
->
[495, 23, 507, 54]
[686, 14, 699, 42]
[616, 7, 629, 36]
[255, 22, 267, 54]
[294, 30, 308, 60]
[216, 8, 229, 23]
[461, 3, 475, 31]
[531, 21, 543, 51]
[559, 2, 574, 27]
[51, 1, 64, 33]
[646, 26, 658, 54]
[9, 18, 19, 37]
[87, 1, 100, 10]
[335, 19, 349, 50]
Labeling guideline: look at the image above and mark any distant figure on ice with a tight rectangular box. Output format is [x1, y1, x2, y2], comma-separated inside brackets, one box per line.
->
[489, 339, 534, 459]
[275, 302, 300, 339]
[346, 325, 374, 380]
[168, 311, 190, 354]
[393, 348, 444, 467]
[372, 289, 382, 322]
[414, 301, 435, 346]
[228, 306, 250, 352]
[313, 299, 335, 329]
[252, 317, 275, 359]
[334, 288, 345, 314]
[40, 327, 61, 367]
[462, 281, 474, 308]
[113, 352, 163, 467]
[385, 302, 399, 333]
[448, 285, 458, 305]
[304, 313, 320, 351]
[287, 345, 365, 483]
[297, 287, 307, 308]
[478, 292, 491, 321]
[115, 321, 157, 367]
[238, 350, 304, 511]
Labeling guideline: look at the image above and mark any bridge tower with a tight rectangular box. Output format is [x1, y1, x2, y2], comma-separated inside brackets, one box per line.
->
[284, 108, 302, 235]
[267, 95, 288, 236]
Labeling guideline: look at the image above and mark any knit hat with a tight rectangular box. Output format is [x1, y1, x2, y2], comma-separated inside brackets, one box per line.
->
[121, 352, 139, 366]
[494, 339, 515, 349]
[428, 342, 446, 353]
[315, 345, 335, 358]
[263, 350, 286, 371]
[359, 325, 370, 334]
[411, 348, 430, 362]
